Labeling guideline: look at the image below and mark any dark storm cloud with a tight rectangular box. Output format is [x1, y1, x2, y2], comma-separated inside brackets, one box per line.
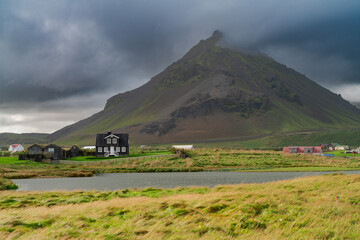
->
[1, 0, 360, 132]
[2, 0, 359, 104]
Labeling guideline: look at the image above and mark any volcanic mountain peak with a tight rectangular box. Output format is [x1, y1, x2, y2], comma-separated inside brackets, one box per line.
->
[182, 30, 222, 59]
[49, 32, 360, 145]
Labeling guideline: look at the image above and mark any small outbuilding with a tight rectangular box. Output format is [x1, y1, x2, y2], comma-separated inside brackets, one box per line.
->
[68, 145, 81, 158]
[44, 144, 63, 160]
[28, 144, 44, 155]
[27, 144, 44, 161]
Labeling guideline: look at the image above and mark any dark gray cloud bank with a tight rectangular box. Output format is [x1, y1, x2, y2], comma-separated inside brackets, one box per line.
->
[0, 0, 359, 133]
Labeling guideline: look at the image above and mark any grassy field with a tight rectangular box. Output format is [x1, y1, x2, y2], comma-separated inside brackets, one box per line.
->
[1, 149, 360, 179]
[325, 150, 360, 158]
[0, 157, 24, 164]
[1, 174, 360, 239]
[66, 150, 172, 161]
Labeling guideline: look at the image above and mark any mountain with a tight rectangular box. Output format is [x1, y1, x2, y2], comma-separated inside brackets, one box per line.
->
[49, 31, 360, 145]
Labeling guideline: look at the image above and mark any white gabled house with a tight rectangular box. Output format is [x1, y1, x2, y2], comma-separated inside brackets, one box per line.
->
[96, 132, 129, 157]
[8, 144, 24, 152]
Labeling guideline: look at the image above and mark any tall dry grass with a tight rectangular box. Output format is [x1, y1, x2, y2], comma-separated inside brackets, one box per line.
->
[1, 174, 360, 239]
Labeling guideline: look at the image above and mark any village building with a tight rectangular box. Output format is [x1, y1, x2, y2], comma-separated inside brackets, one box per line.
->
[96, 132, 129, 157]
[8, 144, 24, 152]
[44, 144, 63, 160]
[26, 144, 44, 161]
[172, 145, 194, 150]
[283, 146, 322, 155]
[67, 145, 81, 158]
[335, 145, 350, 151]
[327, 144, 335, 151]
[28, 144, 44, 155]
[330, 143, 349, 151]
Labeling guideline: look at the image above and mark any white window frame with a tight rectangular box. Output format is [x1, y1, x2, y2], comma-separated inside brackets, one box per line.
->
[116, 147, 120, 152]
[112, 138, 117, 144]
[122, 147, 127, 153]
[104, 147, 109, 152]
[107, 138, 111, 144]
[98, 147, 102, 153]
[48, 148, 54, 153]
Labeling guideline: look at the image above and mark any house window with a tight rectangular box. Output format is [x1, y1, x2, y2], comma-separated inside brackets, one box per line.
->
[107, 138, 111, 144]
[104, 147, 108, 152]
[48, 148, 54, 153]
[98, 147, 102, 153]
[116, 147, 120, 152]
[112, 138, 117, 144]
[122, 147, 127, 153]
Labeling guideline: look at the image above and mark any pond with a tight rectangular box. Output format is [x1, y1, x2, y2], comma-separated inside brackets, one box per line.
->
[12, 171, 360, 191]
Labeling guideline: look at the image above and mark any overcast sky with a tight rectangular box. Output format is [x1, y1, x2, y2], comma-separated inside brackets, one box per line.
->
[1, 0, 360, 133]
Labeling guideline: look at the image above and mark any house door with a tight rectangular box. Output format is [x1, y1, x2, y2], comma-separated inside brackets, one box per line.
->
[110, 146, 115, 156]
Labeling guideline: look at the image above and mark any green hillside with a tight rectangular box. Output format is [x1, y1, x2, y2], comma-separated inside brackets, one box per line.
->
[0, 133, 48, 147]
[48, 31, 360, 146]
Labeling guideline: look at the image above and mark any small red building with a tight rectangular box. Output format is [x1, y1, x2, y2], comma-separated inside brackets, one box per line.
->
[283, 146, 322, 155]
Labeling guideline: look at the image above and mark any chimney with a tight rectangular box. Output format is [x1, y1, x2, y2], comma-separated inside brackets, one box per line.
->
[107, 131, 111, 135]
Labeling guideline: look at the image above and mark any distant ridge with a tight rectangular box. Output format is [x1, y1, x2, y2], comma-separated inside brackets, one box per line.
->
[48, 31, 360, 145]
[0, 133, 49, 146]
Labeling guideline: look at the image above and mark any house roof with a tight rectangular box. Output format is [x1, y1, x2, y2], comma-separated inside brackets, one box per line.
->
[10, 144, 20, 148]
[28, 144, 44, 149]
[96, 132, 129, 146]
[44, 144, 61, 148]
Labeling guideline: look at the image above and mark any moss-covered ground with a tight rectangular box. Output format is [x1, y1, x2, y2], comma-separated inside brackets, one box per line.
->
[1, 174, 360, 239]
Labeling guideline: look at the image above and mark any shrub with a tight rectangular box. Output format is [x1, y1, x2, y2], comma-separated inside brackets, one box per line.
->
[169, 147, 191, 158]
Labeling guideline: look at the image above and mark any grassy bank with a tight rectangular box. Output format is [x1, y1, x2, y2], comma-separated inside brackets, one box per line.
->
[1, 174, 360, 239]
[0, 178, 18, 190]
[1, 149, 360, 178]
[66, 150, 171, 161]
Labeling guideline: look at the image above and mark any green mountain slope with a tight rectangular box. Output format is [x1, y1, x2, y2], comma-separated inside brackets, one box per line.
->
[49, 31, 360, 145]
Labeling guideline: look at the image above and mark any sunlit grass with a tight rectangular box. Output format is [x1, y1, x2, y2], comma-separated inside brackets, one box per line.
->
[1, 174, 360, 239]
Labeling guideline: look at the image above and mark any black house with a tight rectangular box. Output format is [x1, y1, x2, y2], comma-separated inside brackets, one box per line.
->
[44, 144, 63, 160]
[27, 144, 44, 161]
[68, 145, 81, 158]
[96, 132, 129, 157]
[28, 144, 44, 155]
